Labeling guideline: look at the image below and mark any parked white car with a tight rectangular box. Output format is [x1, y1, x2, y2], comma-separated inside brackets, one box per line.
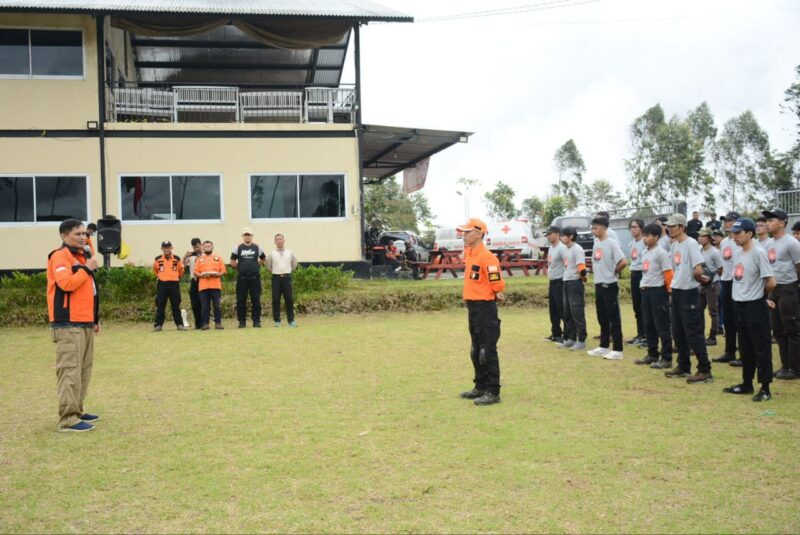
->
[485, 219, 537, 258]
[433, 227, 465, 252]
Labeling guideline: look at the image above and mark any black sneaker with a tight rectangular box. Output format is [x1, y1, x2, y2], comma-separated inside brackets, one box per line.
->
[729, 359, 743, 367]
[637, 341, 649, 349]
[625, 337, 640, 345]
[459, 388, 485, 400]
[238, 322, 246, 329]
[665, 366, 690, 378]
[544, 335, 561, 342]
[650, 359, 672, 369]
[635, 355, 659, 366]
[153, 325, 162, 332]
[712, 354, 733, 363]
[752, 389, 772, 402]
[253, 322, 262, 328]
[722, 383, 754, 395]
[717, 326, 725, 335]
[775, 368, 799, 380]
[705, 337, 717, 346]
[474, 392, 501, 406]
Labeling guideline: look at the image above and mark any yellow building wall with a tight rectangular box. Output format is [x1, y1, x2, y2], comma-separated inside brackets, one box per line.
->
[0, 13, 99, 130]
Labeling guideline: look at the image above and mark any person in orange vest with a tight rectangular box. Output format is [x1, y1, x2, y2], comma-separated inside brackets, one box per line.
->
[152, 240, 185, 332]
[85, 222, 97, 256]
[457, 218, 506, 406]
[194, 240, 226, 330]
[47, 218, 101, 432]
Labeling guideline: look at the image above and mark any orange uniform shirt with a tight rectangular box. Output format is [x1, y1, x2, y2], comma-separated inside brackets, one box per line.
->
[47, 245, 98, 325]
[152, 254, 184, 282]
[463, 242, 506, 301]
[86, 236, 95, 256]
[194, 253, 225, 291]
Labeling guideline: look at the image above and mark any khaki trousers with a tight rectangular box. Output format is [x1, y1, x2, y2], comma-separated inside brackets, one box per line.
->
[52, 326, 94, 429]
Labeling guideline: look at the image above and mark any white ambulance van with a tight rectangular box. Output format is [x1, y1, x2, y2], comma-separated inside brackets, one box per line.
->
[485, 219, 537, 258]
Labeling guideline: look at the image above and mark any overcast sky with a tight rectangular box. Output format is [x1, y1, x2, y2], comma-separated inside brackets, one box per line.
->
[345, 0, 800, 227]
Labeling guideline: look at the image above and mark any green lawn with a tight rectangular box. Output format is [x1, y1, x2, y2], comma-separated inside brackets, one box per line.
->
[1, 307, 799, 533]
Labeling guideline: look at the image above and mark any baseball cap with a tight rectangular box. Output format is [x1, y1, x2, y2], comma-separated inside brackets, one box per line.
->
[762, 208, 788, 221]
[242, 227, 254, 235]
[698, 227, 713, 237]
[456, 218, 488, 235]
[720, 211, 741, 222]
[665, 213, 687, 226]
[731, 217, 756, 233]
[161, 240, 172, 247]
[545, 225, 561, 235]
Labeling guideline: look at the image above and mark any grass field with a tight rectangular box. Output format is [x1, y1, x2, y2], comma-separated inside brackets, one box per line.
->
[1, 307, 799, 533]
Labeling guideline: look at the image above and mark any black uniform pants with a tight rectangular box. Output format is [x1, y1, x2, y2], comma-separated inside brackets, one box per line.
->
[272, 274, 295, 323]
[672, 288, 712, 373]
[548, 279, 565, 338]
[595, 283, 623, 351]
[735, 298, 773, 385]
[699, 281, 720, 338]
[467, 300, 501, 395]
[236, 274, 262, 324]
[189, 278, 202, 329]
[721, 280, 738, 357]
[641, 286, 672, 361]
[769, 283, 800, 371]
[630, 270, 644, 338]
[563, 279, 586, 343]
[200, 289, 222, 326]
[155, 280, 182, 327]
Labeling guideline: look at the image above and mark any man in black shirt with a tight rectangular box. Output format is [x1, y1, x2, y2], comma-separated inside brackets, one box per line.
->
[687, 211, 703, 240]
[231, 228, 266, 328]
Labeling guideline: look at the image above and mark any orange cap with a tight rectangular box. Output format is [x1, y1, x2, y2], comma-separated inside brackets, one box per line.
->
[456, 218, 488, 235]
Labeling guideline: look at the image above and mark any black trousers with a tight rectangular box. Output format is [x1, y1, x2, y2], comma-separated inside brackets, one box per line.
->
[769, 283, 800, 371]
[630, 270, 644, 338]
[735, 298, 773, 385]
[563, 279, 586, 343]
[721, 280, 738, 357]
[272, 274, 295, 323]
[595, 283, 623, 351]
[155, 280, 182, 327]
[200, 289, 222, 326]
[236, 274, 262, 324]
[467, 300, 501, 395]
[548, 279, 565, 338]
[641, 286, 673, 361]
[189, 279, 202, 329]
[672, 288, 712, 373]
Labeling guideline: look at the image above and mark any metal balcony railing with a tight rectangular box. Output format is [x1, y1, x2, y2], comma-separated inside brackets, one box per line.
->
[775, 189, 800, 216]
[108, 84, 356, 124]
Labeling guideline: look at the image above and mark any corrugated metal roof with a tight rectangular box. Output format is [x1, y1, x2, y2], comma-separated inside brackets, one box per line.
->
[0, 0, 412, 21]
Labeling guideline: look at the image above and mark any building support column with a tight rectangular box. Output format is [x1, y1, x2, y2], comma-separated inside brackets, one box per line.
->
[95, 14, 107, 218]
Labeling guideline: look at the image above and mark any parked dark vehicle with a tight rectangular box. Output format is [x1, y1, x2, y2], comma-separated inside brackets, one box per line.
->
[379, 230, 430, 262]
[550, 215, 593, 255]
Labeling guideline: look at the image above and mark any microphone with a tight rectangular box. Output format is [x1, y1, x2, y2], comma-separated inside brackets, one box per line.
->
[83, 245, 93, 258]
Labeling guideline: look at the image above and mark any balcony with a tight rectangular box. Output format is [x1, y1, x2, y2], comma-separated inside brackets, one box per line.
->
[107, 84, 356, 125]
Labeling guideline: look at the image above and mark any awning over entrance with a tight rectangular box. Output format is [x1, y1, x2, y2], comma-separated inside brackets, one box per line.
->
[360, 124, 472, 181]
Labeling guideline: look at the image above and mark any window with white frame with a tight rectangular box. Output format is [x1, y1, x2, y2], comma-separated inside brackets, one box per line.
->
[120, 175, 221, 221]
[251, 174, 345, 219]
[0, 175, 88, 222]
[0, 28, 84, 77]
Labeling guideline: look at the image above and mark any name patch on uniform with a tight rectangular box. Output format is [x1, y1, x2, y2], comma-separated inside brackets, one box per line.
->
[488, 272, 501, 282]
[487, 265, 499, 273]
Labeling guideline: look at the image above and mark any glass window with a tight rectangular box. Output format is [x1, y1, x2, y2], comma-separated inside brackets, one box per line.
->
[299, 175, 345, 218]
[171, 176, 221, 220]
[120, 175, 221, 221]
[251, 175, 297, 218]
[0, 177, 34, 222]
[0, 29, 29, 75]
[35, 176, 87, 221]
[30, 30, 82, 76]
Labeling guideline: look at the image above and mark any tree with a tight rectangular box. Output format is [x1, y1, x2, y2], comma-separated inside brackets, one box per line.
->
[542, 196, 567, 226]
[777, 64, 800, 188]
[553, 139, 586, 210]
[520, 195, 544, 229]
[483, 181, 518, 220]
[625, 104, 665, 207]
[363, 177, 434, 233]
[714, 111, 771, 211]
[579, 179, 624, 214]
[686, 102, 718, 211]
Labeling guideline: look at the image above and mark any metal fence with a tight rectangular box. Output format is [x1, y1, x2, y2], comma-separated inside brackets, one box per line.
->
[775, 189, 800, 216]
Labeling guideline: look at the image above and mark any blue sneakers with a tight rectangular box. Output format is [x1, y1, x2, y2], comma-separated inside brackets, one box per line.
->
[288, 321, 297, 328]
[80, 413, 100, 422]
[274, 321, 281, 327]
[60, 421, 95, 432]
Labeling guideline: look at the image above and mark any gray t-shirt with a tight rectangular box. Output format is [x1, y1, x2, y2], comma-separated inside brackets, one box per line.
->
[756, 238, 770, 251]
[701, 245, 723, 283]
[641, 245, 672, 288]
[719, 236, 739, 281]
[670, 237, 704, 290]
[732, 246, 773, 302]
[593, 228, 621, 247]
[765, 234, 800, 284]
[592, 237, 625, 284]
[547, 242, 567, 281]
[629, 238, 645, 271]
[562, 243, 585, 281]
[658, 234, 671, 252]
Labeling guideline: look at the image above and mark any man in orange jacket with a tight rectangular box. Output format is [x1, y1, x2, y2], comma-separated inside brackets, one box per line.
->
[457, 218, 506, 406]
[47, 218, 101, 432]
[194, 240, 225, 330]
[152, 240, 185, 332]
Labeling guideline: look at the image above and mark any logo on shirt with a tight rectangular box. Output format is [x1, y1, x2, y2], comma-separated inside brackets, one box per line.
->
[563, 257, 568, 267]
[734, 263, 744, 281]
[768, 248, 777, 264]
[547, 254, 553, 266]
[673, 252, 682, 265]
[642, 259, 650, 273]
[722, 246, 733, 260]
[593, 248, 604, 261]
[631, 248, 639, 260]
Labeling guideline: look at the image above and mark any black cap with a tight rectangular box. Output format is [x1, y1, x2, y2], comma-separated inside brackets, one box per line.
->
[731, 217, 756, 233]
[720, 211, 741, 222]
[545, 225, 561, 235]
[161, 241, 172, 247]
[762, 208, 788, 221]
[792, 221, 800, 232]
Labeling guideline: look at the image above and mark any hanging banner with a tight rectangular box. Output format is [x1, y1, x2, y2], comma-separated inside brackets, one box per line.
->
[403, 157, 430, 194]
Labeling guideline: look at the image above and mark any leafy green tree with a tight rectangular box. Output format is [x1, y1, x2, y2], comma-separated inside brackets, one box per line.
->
[542, 195, 567, 226]
[579, 179, 624, 214]
[483, 181, 518, 220]
[714, 111, 771, 210]
[553, 139, 585, 210]
[686, 102, 718, 211]
[625, 104, 665, 207]
[520, 195, 544, 230]
[777, 64, 800, 187]
[363, 177, 434, 233]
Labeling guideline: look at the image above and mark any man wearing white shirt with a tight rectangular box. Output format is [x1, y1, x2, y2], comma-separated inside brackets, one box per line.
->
[267, 234, 298, 327]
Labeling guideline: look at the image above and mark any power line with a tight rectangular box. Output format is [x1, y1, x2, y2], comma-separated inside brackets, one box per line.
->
[417, 0, 601, 23]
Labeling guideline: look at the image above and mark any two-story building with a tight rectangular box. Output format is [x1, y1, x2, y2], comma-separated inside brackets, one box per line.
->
[0, 0, 470, 271]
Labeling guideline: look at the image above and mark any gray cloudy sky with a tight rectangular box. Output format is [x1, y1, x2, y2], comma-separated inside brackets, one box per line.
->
[345, 0, 800, 226]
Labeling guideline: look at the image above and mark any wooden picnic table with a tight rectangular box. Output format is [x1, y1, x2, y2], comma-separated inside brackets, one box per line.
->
[420, 248, 539, 279]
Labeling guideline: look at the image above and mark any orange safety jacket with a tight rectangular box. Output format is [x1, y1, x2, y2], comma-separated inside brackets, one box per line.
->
[86, 236, 95, 256]
[153, 253, 184, 282]
[195, 253, 225, 291]
[47, 244, 98, 325]
[463, 242, 506, 301]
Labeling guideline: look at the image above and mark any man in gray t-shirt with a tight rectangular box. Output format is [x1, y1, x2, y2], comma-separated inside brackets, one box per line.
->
[587, 217, 627, 358]
[627, 219, 646, 344]
[637, 223, 674, 367]
[558, 227, 588, 348]
[716, 211, 742, 365]
[544, 226, 567, 342]
[724, 217, 776, 401]
[698, 228, 723, 344]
